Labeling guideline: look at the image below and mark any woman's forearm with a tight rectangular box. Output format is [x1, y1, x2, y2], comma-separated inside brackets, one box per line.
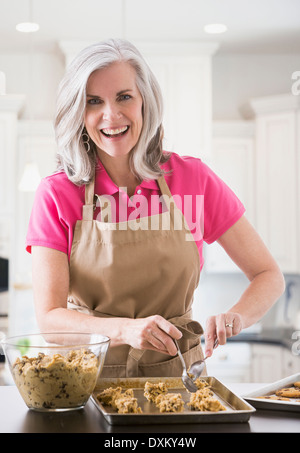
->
[38, 307, 181, 355]
[38, 307, 127, 347]
[227, 267, 285, 329]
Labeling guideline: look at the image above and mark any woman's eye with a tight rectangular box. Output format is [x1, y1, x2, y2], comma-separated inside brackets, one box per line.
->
[119, 94, 131, 101]
[87, 98, 102, 105]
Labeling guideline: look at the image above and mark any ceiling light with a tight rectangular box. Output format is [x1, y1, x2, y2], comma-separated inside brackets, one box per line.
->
[204, 24, 228, 34]
[16, 22, 40, 33]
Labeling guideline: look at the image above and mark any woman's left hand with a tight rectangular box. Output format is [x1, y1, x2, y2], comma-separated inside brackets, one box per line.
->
[204, 312, 243, 357]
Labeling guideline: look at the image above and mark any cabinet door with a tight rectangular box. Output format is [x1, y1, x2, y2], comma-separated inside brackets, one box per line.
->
[14, 131, 56, 283]
[0, 97, 25, 215]
[297, 110, 300, 273]
[255, 111, 298, 273]
[142, 53, 213, 160]
[204, 342, 251, 383]
[9, 129, 56, 335]
[205, 136, 254, 272]
[283, 346, 300, 376]
[250, 344, 283, 382]
[0, 113, 16, 215]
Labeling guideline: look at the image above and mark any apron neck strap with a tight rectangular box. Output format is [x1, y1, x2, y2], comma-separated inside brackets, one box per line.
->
[157, 175, 174, 199]
[82, 179, 95, 221]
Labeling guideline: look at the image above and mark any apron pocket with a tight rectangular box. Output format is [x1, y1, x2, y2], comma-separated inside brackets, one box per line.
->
[99, 364, 128, 379]
[138, 342, 206, 378]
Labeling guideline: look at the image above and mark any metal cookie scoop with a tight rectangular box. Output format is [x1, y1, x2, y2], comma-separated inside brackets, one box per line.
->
[188, 339, 219, 380]
[174, 339, 198, 393]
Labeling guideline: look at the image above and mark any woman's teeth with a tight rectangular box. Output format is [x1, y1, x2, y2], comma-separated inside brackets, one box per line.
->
[101, 126, 129, 137]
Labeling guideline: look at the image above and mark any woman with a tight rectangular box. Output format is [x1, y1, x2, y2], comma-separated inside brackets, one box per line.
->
[26, 39, 285, 378]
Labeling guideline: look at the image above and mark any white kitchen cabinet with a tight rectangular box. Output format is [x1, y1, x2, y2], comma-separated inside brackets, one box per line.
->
[14, 121, 56, 282]
[204, 341, 298, 384]
[283, 348, 300, 376]
[248, 94, 300, 273]
[0, 96, 25, 216]
[8, 287, 38, 337]
[8, 120, 56, 335]
[250, 343, 284, 383]
[204, 342, 252, 383]
[0, 95, 25, 311]
[204, 121, 255, 273]
[205, 94, 300, 275]
[0, 113, 16, 216]
[140, 46, 216, 160]
[297, 108, 300, 272]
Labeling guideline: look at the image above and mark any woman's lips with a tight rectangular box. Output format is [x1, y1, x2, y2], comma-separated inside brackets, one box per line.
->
[101, 125, 129, 138]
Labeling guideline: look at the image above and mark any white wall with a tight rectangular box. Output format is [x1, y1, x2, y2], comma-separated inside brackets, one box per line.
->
[0, 50, 64, 120]
[212, 53, 300, 120]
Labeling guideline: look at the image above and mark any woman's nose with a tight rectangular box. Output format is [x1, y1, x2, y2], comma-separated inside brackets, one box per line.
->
[102, 103, 122, 121]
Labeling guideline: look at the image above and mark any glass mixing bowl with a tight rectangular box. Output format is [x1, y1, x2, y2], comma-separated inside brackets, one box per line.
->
[1, 332, 110, 412]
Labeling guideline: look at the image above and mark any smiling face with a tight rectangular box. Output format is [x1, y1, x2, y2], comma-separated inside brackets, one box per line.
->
[84, 61, 143, 160]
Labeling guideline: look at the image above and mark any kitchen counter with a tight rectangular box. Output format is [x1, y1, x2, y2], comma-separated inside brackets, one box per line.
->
[0, 383, 299, 434]
[228, 327, 297, 350]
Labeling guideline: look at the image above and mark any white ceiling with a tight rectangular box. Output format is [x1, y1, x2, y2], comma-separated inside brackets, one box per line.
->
[0, 0, 300, 55]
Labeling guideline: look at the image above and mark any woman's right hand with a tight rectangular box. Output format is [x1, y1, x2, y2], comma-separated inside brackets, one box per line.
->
[123, 315, 182, 356]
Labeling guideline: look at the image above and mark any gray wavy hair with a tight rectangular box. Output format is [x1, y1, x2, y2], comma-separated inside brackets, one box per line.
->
[54, 38, 169, 185]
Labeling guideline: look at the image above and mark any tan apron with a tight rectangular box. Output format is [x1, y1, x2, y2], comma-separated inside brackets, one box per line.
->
[68, 174, 205, 377]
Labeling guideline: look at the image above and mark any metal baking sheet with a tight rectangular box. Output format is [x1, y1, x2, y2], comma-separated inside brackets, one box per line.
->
[91, 376, 255, 425]
[243, 373, 300, 412]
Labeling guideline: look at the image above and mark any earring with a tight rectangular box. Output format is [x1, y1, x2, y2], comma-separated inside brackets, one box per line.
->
[82, 132, 91, 153]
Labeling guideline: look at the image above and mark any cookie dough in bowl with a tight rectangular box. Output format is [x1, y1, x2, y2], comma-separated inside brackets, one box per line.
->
[1, 332, 110, 412]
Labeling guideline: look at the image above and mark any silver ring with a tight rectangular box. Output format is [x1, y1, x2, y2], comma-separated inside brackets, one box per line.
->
[225, 323, 233, 328]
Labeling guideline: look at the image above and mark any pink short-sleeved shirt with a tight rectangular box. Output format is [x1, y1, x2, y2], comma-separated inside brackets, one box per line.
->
[26, 152, 245, 270]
